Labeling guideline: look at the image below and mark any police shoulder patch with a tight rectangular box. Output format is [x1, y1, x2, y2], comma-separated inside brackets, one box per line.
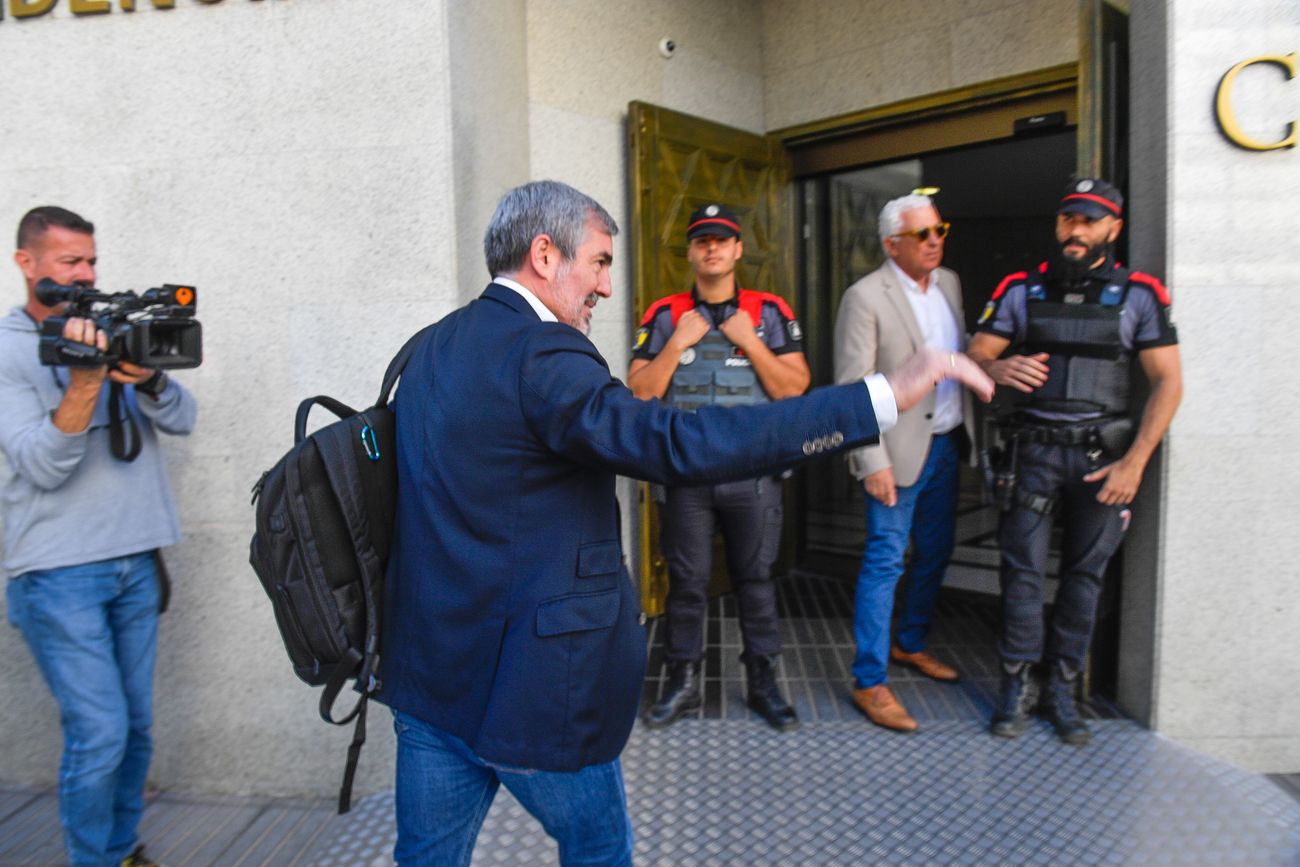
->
[634, 327, 648, 349]
[787, 319, 803, 342]
[1129, 271, 1172, 306]
[978, 301, 996, 324]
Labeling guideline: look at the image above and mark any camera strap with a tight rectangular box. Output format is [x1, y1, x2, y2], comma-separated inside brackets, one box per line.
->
[108, 382, 143, 462]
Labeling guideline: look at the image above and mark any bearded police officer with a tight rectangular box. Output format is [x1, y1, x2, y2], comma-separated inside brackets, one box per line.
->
[628, 203, 810, 732]
[967, 178, 1182, 746]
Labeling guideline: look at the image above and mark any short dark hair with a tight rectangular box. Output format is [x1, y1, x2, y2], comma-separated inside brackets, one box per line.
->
[17, 206, 94, 251]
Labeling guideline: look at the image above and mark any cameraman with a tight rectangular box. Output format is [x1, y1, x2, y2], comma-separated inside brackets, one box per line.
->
[0, 206, 196, 867]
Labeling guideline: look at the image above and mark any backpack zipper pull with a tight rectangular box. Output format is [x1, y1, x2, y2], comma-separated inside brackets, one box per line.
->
[250, 471, 269, 505]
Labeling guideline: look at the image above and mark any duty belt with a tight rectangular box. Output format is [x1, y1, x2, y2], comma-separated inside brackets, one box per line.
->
[1007, 423, 1098, 446]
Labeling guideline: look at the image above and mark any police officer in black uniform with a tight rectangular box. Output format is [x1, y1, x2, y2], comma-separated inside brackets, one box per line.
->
[967, 178, 1183, 745]
[628, 203, 811, 732]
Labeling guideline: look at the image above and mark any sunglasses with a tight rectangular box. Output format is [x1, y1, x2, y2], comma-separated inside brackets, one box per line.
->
[892, 222, 951, 243]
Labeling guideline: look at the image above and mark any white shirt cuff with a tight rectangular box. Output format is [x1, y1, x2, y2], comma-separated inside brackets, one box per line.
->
[863, 373, 898, 434]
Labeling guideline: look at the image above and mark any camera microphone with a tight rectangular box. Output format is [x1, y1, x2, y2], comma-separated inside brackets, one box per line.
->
[35, 278, 102, 307]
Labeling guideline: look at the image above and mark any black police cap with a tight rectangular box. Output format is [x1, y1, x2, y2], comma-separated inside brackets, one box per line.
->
[686, 203, 742, 241]
[1059, 177, 1123, 219]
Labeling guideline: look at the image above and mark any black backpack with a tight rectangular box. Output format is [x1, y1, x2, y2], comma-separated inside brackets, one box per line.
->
[249, 326, 429, 813]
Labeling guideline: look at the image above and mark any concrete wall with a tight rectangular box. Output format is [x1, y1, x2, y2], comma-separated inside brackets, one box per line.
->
[1118, 0, 1170, 731]
[525, 0, 765, 370]
[524, 0, 766, 557]
[759, 0, 1079, 131]
[447, 0, 531, 302]
[1150, 0, 1300, 772]
[0, 0, 462, 797]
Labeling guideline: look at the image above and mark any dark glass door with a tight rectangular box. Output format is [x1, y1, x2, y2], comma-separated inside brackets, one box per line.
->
[795, 130, 1076, 594]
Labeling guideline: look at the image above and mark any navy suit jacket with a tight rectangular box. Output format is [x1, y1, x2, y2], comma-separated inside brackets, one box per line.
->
[378, 283, 882, 771]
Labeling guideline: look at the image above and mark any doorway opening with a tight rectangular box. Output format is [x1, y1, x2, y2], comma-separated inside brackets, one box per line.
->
[794, 129, 1076, 582]
[632, 57, 1136, 720]
[789, 129, 1126, 707]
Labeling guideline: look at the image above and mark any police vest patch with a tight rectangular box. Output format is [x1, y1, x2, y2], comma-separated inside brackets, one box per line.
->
[680, 347, 696, 365]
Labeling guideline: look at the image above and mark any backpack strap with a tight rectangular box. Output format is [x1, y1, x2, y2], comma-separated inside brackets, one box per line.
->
[314, 419, 387, 688]
[377, 323, 438, 408]
[318, 649, 368, 815]
[338, 697, 367, 814]
[319, 649, 367, 725]
[294, 395, 359, 445]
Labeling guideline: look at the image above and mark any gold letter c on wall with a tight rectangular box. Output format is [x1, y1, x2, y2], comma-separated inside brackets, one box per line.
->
[1215, 53, 1297, 151]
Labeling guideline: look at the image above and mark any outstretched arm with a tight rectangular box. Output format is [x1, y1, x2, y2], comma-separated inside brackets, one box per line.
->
[887, 346, 994, 411]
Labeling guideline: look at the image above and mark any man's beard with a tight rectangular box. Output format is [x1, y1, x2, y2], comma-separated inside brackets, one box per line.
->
[551, 260, 597, 335]
[572, 294, 598, 335]
[1052, 237, 1112, 287]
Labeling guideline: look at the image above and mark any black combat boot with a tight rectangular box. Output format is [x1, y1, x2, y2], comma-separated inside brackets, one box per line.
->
[1041, 660, 1091, 746]
[990, 661, 1039, 738]
[644, 661, 701, 729]
[745, 655, 800, 732]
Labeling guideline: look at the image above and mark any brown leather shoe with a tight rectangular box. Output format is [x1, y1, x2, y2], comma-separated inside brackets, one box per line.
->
[890, 646, 960, 682]
[851, 685, 918, 733]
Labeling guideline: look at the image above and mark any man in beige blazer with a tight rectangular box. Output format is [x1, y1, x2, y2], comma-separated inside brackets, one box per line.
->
[833, 194, 974, 733]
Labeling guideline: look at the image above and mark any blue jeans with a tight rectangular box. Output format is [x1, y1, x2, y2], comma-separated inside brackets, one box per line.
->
[6, 552, 160, 867]
[851, 432, 958, 689]
[392, 711, 634, 867]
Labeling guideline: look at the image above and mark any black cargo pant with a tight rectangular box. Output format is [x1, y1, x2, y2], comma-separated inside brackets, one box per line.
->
[660, 477, 783, 664]
[998, 442, 1128, 671]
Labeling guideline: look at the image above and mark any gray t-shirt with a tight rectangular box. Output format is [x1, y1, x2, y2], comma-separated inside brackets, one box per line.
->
[0, 306, 197, 577]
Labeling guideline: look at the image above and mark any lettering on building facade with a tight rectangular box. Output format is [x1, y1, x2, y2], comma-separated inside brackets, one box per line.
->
[1215, 53, 1297, 151]
[2, 0, 263, 20]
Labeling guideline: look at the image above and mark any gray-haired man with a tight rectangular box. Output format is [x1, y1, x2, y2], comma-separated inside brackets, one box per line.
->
[377, 180, 993, 865]
[834, 194, 972, 734]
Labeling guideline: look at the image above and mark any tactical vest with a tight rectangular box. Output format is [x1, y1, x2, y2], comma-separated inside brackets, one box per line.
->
[1013, 268, 1134, 417]
[665, 292, 771, 411]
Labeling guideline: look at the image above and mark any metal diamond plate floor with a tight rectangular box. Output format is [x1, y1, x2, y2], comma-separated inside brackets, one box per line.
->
[639, 573, 1123, 727]
[310, 719, 1300, 866]
[7, 575, 1298, 865]
[304, 576, 1300, 866]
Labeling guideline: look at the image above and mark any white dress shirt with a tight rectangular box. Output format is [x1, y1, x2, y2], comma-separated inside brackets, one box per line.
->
[494, 276, 557, 323]
[888, 260, 961, 434]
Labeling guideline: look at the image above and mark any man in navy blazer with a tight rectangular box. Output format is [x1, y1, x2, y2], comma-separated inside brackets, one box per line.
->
[377, 180, 992, 866]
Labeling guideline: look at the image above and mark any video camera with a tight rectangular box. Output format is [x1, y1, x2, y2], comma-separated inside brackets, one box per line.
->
[35, 278, 202, 370]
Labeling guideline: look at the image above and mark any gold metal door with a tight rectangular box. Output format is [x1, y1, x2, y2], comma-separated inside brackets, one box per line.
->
[627, 100, 794, 617]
